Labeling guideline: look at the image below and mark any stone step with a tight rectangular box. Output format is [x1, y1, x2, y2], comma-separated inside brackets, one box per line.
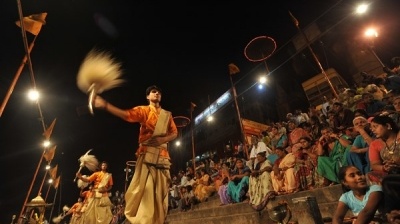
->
[166, 184, 345, 224]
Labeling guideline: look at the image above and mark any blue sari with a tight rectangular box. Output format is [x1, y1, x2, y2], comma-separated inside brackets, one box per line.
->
[227, 166, 250, 203]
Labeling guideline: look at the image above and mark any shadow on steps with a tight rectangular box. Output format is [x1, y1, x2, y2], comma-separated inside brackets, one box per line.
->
[166, 184, 344, 224]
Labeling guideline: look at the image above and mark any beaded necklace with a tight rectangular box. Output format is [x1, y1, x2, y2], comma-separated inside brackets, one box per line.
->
[385, 132, 399, 155]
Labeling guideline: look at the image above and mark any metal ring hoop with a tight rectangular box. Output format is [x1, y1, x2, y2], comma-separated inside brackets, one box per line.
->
[244, 36, 277, 62]
[173, 116, 191, 128]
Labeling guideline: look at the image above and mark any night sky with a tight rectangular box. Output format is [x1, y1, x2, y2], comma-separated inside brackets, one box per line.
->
[1, 0, 400, 223]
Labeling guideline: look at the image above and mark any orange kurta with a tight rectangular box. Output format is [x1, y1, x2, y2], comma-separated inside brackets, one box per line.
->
[124, 105, 178, 224]
[82, 171, 113, 224]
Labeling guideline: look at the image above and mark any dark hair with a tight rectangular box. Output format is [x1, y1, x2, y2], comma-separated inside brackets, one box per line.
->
[100, 161, 109, 170]
[333, 102, 343, 106]
[392, 57, 400, 67]
[256, 151, 267, 157]
[371, 115, 400, 133]
[299, 136, 312, 142]
[338, 165, 358, 193]
[261, 131, 267, 136]
[275, 146, 287, 154]
[353, 109, 369, 119]
[145, 85, 162, 95]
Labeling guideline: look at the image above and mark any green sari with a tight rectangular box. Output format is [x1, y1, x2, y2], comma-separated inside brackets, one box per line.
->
[317, 140, 350, 183]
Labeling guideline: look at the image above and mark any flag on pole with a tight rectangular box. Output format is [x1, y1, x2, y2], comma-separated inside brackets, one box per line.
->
[43, 145, 56, 162]
[15, 12, 47, 36]
[190, 102, 196, 112]
[228, 63, 240, 75]
[43, 118, 57, 140]
[288, 11, 299, 27]
[53, 175, 61, 189]
[50, 165, 58, 180]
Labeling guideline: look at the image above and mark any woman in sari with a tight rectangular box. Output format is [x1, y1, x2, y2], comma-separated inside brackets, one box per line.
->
[287, 120, 311, 154]
[368, 115, 400, 183]
[227, 159, 251, 203]
[248, 151, 276, 211]
[317, 126, 351, 184]
[270, 125, 288, 164]
[296, 136, 324, 190]
[214, 162, 232, 205]
[270, 146, 298, 194]
[367, 115, 400, 213]
[193, 168, 216, 202]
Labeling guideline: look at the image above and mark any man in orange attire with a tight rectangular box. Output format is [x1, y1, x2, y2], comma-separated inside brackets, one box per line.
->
[76, 161, 113, 224]
[93, 85, 178, 224]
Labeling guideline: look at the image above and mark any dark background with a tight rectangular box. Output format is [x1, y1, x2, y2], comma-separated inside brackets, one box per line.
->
[1, 0, 400, 223]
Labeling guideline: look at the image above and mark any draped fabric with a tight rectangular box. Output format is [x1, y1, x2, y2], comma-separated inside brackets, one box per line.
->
[193, 173, 216, 202]
[227, 166, 250, 203]
[82, 171, 114, 224]
[289, 128, 311, 153]
[271, 153, 297, 193]
[248, 160, 276, 211]
[295, 144, 325, 190]
[317, 140, 350, 183]
[218, 185, 231, 205]
[82, 196, 113, 224]
[124, 105, 177, 224]
[227, 176, 249, 203]
[69, 202, 83, 224]
[124, 156, 170, 224]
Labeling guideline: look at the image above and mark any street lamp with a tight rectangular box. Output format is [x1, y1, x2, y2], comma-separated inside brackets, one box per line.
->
[257, 75, 268, 90]
[364, 27, 385, 67]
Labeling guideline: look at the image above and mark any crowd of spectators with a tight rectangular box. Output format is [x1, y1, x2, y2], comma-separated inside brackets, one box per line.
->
[167, 58, 400, 223]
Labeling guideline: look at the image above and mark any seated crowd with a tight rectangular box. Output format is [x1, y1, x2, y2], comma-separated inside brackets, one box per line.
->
[168, 63, 400, 223]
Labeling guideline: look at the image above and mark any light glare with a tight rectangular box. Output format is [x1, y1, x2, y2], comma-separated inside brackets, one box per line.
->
[43, 140, 51, 147]
[355, 4, 368, 14]
[27, 89, 39, 101]
[365, 28, 378, 38]
[259, 76, 267, 84]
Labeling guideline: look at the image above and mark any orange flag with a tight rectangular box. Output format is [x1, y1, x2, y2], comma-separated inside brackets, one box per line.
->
[288, 11, 300, 27]
[228, 63, 240, 75]
[190, 102, 196, 112]
[15, 12, 47, 36]
[43, 118, 57, 140]
[43, 145, 56, 162]
[53, 175, 61, 189]
[50, 165, 58, 180]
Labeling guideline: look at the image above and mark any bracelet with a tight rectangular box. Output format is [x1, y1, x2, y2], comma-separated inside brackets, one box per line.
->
[382, 164, 388, 172]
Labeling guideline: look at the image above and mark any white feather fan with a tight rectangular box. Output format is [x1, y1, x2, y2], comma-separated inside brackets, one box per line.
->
[79, 149, 99, 172]
[76, 49, 125, 94]
[74, 149, 99, 182]
[52, 214, 63, 223]
[77, 175, 89, 188]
